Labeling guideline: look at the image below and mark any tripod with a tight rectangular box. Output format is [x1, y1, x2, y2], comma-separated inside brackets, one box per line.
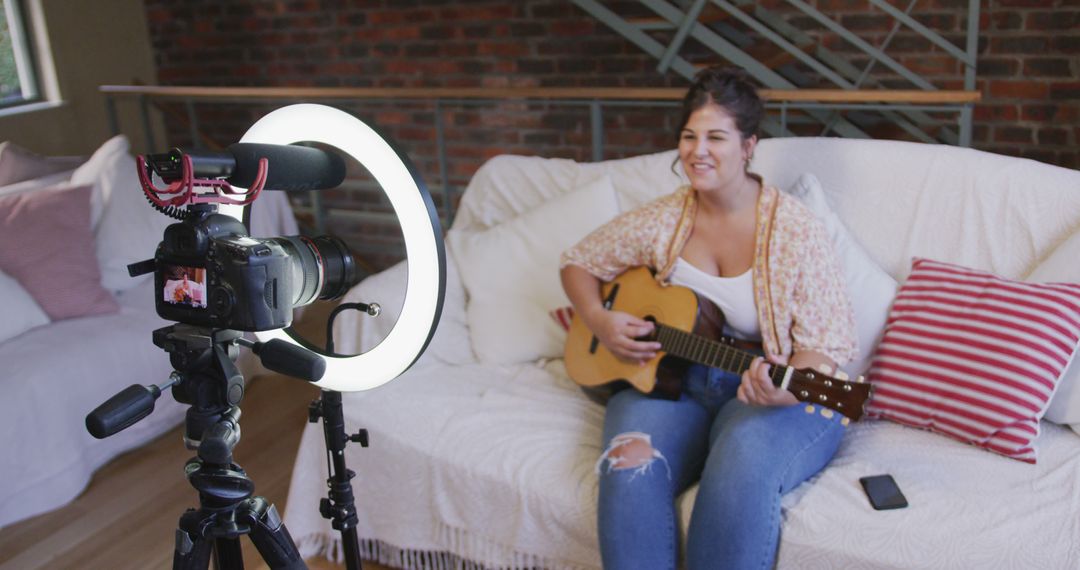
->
[161, 324, 310, 570]
[88, 324, 316, 569]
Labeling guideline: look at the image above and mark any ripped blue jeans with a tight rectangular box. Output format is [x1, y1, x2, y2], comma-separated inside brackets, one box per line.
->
[596, 364, 846, 570]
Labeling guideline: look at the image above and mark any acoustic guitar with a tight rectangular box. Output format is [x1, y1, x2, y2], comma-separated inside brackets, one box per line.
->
[564, 267, 871, 421]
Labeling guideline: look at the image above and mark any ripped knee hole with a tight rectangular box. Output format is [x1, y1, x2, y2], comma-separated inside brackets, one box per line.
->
[599, 431, 661, 471]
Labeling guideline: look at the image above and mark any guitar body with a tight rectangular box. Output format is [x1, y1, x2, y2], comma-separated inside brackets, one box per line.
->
[565, 267, 711, 398]
[563, 266, 873, 421]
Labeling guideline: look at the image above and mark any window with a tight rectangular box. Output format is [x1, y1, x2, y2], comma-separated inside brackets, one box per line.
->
[0, 0, 39, 109]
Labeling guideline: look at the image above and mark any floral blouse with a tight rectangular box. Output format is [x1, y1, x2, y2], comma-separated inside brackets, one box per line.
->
[560, 184, 857, 365]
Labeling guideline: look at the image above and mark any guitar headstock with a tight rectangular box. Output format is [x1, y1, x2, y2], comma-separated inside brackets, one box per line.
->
[786, 368, 873, 422]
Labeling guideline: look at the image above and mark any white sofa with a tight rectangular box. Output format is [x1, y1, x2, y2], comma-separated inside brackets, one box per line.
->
[284, 138, 1080, 569]
[0, 136, 298, 528]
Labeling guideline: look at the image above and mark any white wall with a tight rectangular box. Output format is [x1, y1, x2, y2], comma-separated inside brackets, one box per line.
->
[0, 0, 160, 156]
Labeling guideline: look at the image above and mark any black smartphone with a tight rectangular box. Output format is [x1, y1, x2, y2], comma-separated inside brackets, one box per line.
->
[859, 474, 908, 510]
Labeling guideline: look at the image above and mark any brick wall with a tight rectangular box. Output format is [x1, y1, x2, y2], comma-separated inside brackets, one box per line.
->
[141, 0, 1078, 271]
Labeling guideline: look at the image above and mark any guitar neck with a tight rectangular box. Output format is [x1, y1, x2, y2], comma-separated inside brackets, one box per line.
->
[655, 324, 784, 386]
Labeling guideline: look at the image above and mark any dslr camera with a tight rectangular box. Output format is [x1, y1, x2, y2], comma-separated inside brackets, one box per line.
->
[137, 143, 357, 331]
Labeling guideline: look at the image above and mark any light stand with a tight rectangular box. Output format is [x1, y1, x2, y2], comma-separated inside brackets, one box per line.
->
[236, 104, 446, 570]
[308, 389, 365, 570]
[306, 302, 383, 570]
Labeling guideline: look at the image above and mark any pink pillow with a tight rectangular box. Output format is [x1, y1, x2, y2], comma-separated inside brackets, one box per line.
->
[867, 258, 1080, 463]
[0, 141, 80, 186]
[0, 183, 119, 320]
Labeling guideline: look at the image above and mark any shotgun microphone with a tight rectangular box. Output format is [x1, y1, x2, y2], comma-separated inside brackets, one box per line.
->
[147, 143, 347, 191]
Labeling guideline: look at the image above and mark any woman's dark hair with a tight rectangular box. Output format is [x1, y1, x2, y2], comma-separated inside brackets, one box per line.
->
[676, 66, 763, 142]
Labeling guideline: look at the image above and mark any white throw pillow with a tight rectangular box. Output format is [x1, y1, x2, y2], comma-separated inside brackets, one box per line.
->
[0, 268, 50, 344]
[449, 174, 620, 364]
[1026, 230, 1080, 426]
[0, 141, 81, 186]
[72, 135, 172, 294]
[785, 173, 898, 379]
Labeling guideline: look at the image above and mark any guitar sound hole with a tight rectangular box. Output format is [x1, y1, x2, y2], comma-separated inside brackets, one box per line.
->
[641, 316, 658, 341]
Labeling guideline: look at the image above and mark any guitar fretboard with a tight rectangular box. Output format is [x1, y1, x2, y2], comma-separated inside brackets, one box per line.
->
[655, 324, 784, 387]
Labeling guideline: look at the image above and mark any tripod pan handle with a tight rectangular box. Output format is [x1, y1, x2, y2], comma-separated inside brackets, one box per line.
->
[254, 339, 326, 382]
[86, 384, 162, 439]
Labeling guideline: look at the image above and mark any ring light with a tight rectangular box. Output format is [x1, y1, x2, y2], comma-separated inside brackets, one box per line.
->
[224, 104, 445, 392]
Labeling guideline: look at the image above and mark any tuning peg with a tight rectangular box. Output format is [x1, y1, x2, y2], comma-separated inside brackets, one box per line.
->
[817, 363, 831, 373]
[856, 375, 866, 383]
[835, 371, 849, 381]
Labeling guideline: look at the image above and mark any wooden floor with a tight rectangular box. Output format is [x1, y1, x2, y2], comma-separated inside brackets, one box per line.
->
[0, 302, 396, 570]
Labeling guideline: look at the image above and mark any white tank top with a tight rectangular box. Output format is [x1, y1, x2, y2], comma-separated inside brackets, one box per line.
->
[668, 257, 761, 341]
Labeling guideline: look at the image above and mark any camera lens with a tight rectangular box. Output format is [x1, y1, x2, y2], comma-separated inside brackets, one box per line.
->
[308, 235, 358, 300]
[272, 235, 359, 308]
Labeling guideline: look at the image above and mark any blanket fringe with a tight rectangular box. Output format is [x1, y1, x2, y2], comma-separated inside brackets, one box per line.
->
[291, 526, 594, 570]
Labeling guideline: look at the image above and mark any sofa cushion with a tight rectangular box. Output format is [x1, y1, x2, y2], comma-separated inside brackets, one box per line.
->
[785, 173, 897, 378]
[866, 258, 1080, 463]
[449, 174, 619, 364]
[1027, 231, 1080, 427]
[0, 183, 120, 320]
[752, 138, 1080, 284]
[0, 268, 50, 344]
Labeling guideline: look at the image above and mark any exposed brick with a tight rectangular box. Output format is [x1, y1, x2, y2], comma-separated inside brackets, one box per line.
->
[990, 36, 1050, 54]
[913, 13, 958, 31]
[997, 0, 1052, 6]
[1024, 10, 1079, 31]
[140, 0, 1078, 266]
[1023, 58, 1075, 77]
[815, 0, 873, 11]
[1020, 104, 1058, 122]
[974, 104, 1019, 122]
[839, 14, 893, 31]
[993, 126, 1034, 144]
[976, 57, 1021, 77]
[1051, 35, 1080, 53]
[989, 11, 1019, 32]
[988, 80, 1050, 99]
[899, 55, 961, 76]
[1037, 128, 1069, 146]
[1049, 82, 1080, 101]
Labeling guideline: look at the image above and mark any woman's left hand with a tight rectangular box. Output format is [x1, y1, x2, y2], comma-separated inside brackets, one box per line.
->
[738, 353, 799, 407]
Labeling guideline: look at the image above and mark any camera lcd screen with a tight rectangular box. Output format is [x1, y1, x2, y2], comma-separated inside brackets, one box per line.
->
[163, 265, 208, 309]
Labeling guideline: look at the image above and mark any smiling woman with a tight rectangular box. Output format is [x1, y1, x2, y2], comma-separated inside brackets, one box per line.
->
[559, 65, 857, 569]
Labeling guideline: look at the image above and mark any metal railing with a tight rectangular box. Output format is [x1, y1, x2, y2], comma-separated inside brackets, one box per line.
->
[572, 0, 982, 145]
[101, 85, 980, 257]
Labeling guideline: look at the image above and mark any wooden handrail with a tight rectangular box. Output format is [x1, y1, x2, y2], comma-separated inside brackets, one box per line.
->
[99, 85, 980, 104]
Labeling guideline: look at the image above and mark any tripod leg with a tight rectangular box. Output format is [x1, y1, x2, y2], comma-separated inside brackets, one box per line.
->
[214, 537, 244, 570]
[241, 496, 307, 570]
[174, 509, 214, 570]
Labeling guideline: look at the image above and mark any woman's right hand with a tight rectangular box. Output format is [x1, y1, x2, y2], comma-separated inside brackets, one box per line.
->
[586, 309, 662, 365]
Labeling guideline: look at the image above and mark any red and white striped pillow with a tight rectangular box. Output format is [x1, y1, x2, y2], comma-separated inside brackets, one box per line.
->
[550, 305, 575, 332]
[867, 258, 1080, 463]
